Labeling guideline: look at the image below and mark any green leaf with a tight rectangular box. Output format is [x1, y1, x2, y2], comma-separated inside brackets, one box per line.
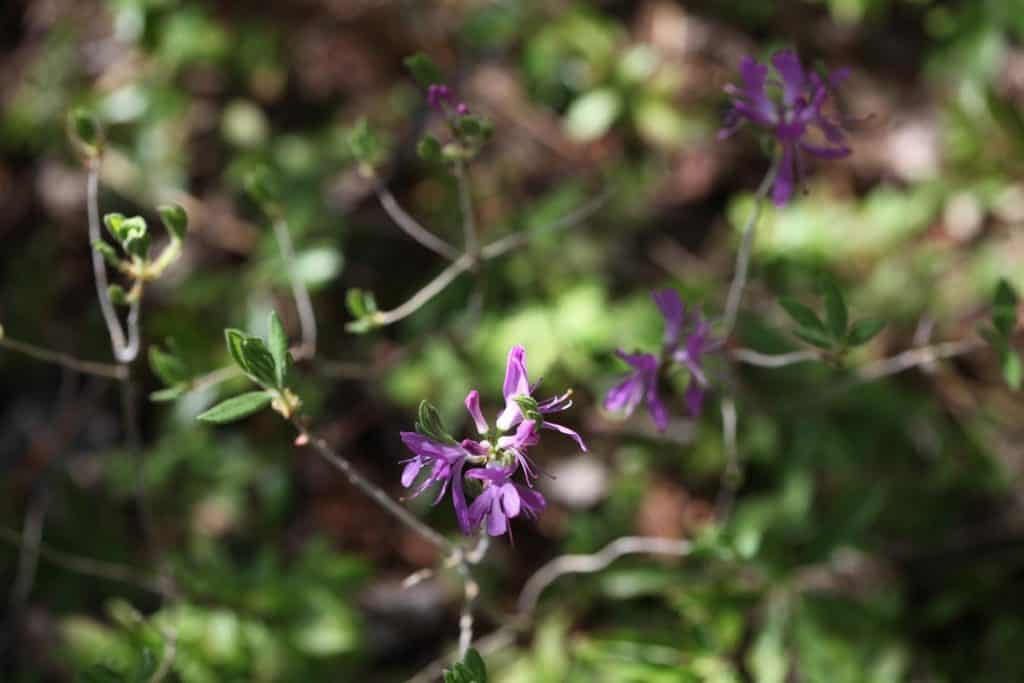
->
[148, 344, 188, 386]
[404, 52, 443, 87]
[565, 88, 622, 142]
[993, 278, 1018, 338]
[67, 108, 103, 156]
[92, 240, 121, 267]
[793, 327, 835, 350]
[245, 167, 279, 209]
[241, 337, 278, 388]
[107, 284, 128, 306]
[847, 318, 887, 347]
[157, 204, 188, 240]
[197, 391, 273, 424]
[818, 275, 848, 340]
[456, 115, 493, 142]
[268, 311, 291, 387]
[417, 134, 442, 163]
[415, 400, 456, 444]
[346, 118, 383, 166]
[462, 648, 488, 682]
[104, 213, 127, 242]
[149, 386, 186, 403]
[1001, 348, 1022, 390]
[224, 329, 249, 372]
[779, 297, 826, 333]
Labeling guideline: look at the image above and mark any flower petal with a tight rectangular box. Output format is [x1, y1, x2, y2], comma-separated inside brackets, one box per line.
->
[771, 49, 805, 108]
[542, 421, 588, 452]
[685, 380, 705, 417]
[487, 496, 507, 536]
[501, 483, 521, 518]
[464, 389, 489, 434]
[647, 386, 669, 432]
[772, 144, 797, 207]
[401, 458, 424, 488]
[652, 289, 685, 350]
[502, 345, 530, 399]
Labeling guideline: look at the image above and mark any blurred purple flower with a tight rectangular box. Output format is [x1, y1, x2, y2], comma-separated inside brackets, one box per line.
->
[467, 465, 547, 537]
[605, 289, 716, 431]
[426, 83, 470, 117]
[720, 49, 851, 206]
[604, 351, 666, 431]
[399, 432, 471, 533]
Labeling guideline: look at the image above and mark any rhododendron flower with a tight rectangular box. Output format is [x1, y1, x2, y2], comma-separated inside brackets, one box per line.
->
[605, 289, 716, 431]
[466, 465, 546, 536]
[719, 49, 851, 206]
[400, 346, 584, 537]
[399, 432, 471, 532]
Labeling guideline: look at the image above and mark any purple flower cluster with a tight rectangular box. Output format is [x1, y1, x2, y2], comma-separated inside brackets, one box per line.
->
[427, 83, 470, 117]
[604, 289, 715, 432]
[719, 49, 851, 206]
[399, 346, 585, 537]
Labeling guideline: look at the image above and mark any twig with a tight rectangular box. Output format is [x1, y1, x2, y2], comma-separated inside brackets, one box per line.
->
[715, 397, 740, 521]
[371, 190, 610, 329]
[456, 563, 480, 659]
[375, 184, 461, 261]
[9, 489, 51, 613]
[850, 338, 985, 384]
[290, 418, 456, 556]
[721, 159, 779, 338]
[480, 187, 612, 259]
[272, 216, 317, 359]
[86, 164, 138, 363]
[148, 626, 178, 683]
[406, 626, 517, 683]
[373, 254, 475, 327]
[0, 336, 127, 379]
[516, 536, 692, 618]
[0, 527, 167, 596]
[731, 348, 820, 368]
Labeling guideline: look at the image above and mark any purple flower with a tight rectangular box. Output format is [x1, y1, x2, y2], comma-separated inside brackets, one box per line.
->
[401, 345, 585, 538]
[399, 432, 471, 533]
[466, 465, 546, 537]
[604, 351, 667, 431]
[720, 49, 851, 206]
[491, 345, 587, 452]
[605, 290, 715, 431]
[426, 83, 470, 117]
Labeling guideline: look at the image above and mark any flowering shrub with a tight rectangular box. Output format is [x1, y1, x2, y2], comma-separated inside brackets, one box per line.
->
[2, 6, 1023, 683]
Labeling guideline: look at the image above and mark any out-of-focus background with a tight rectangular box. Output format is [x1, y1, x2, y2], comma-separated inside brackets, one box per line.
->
[2, 0, 1024, 680]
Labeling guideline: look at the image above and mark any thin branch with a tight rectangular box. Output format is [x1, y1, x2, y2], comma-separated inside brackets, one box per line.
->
[0, 527, 167, 596]
[9, 489, 50, 613]
[290, 418, 456, 556]
[370, 190, 610, 330]
[372, 254, 474, 327]
[375, 184, 461, 261]
[731, 348, 820, 368]
[406, 626, 517, 683]
[272, 217, 317, 359]
[481, 187, 612, 259]
[850, 337, 985, 384]
[86, 164, 137, 363]
[715, 397, 741, 521]
[722, 159, 779, 338]
[516, 536, 692, 618]
[456, 563, 480, 659]
[147, 626, 178, 683]
[0, 336, 127, 379]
